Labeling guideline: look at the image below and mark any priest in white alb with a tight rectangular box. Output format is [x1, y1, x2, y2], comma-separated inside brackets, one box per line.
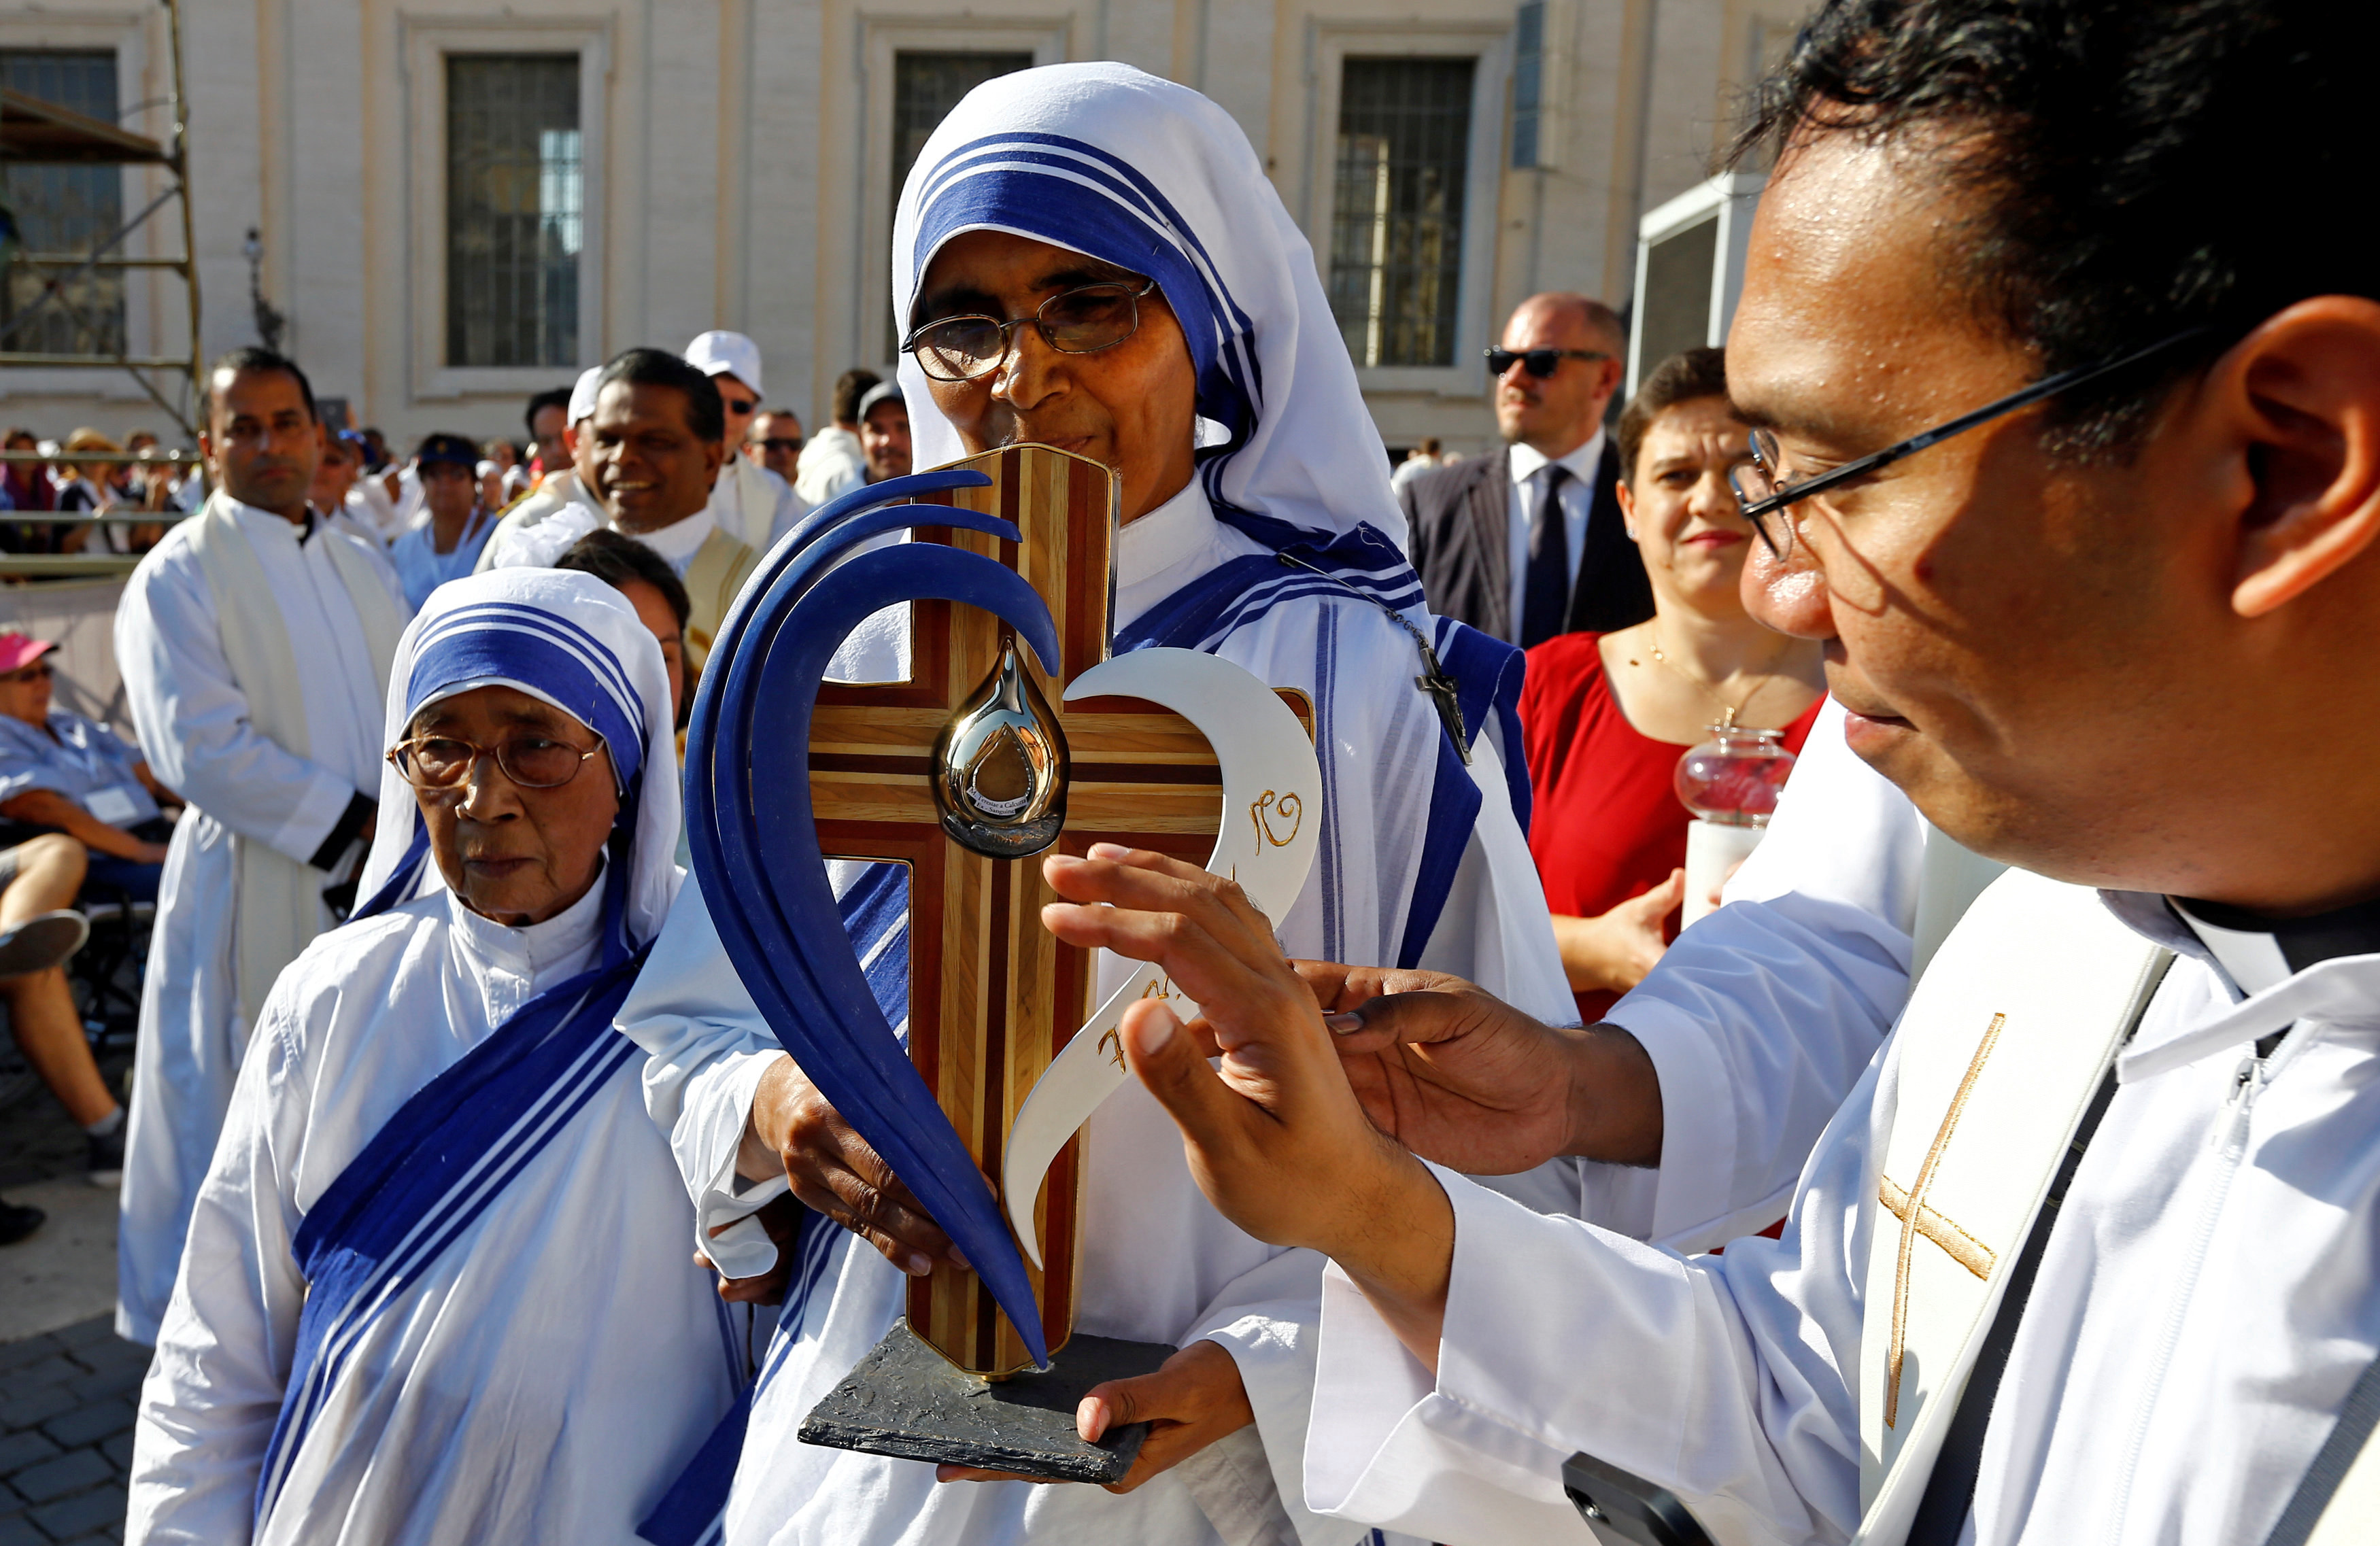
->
[1036, 2, 2380, 1541]
[114, 349, 409, 1344]
[617, 62, 1580, 1546]
[126, 568, 742, 1544]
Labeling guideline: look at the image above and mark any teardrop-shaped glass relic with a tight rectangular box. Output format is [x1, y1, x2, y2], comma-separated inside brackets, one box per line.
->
[932, 639, 1070, 857]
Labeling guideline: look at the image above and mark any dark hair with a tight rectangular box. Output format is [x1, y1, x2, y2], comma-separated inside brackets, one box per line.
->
[1616, 347, 1731, 487]
[554, 528, 692, 632]
[205, 346, 317, 426]
[1733, 0, 2370, 458]
[525, 387, 574, 436]
[592, 348, 725, 445]
[832, 368, 883, 426]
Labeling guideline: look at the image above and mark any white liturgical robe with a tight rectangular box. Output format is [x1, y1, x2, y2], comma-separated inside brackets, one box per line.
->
[114, 499, 405, 1343]
[1304, 888, 2380, 1546]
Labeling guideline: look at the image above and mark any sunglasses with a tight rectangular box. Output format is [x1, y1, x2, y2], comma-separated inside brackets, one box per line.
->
[724, 397, 756, 416]
[755, 436, 803, 453]
[2, 662, 53, 684]
[1485, 347, 1612, 379]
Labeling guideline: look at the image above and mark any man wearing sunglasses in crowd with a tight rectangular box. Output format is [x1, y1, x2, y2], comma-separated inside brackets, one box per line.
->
[1032, 0, 2380, 1541]
[1401, 294, 1654, 647]
[687, 330, 809, 550]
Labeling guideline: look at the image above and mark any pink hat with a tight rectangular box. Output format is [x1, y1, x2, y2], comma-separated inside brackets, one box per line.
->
[0, 634, 58, 675]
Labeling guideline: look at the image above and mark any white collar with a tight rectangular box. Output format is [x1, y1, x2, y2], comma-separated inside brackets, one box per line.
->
[443, 861, 608, 1011]
[1508, 428, 1606, 485]
[224, 495, 315, 543]
[617, 505, 716, 566]
[1111, 478, 1268, 633]
[1117, 477, 1214, 587]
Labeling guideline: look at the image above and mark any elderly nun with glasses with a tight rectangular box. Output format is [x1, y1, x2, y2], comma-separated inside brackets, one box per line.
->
[616, 60, 1586, 1546]
[125, 569, 744, 1546]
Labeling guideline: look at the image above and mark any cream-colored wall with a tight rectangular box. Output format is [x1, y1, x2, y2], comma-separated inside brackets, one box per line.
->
[1, 0, 1805, 462]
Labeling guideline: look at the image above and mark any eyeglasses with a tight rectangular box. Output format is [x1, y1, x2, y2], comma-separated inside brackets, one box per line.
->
[724, 397, 756, 416]
[755, 437, 803, 454]
[388, 732, 604, 791]
[1729, 326, 2211, 558]
[1484, 347, 1612, 379]
[904, 279, 1159, 383]
[1, 662, 52, 685]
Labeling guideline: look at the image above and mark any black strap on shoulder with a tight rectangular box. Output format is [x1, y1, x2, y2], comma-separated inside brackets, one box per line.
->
[1907, 952, 2175, 1544]
[2263, 1350, 2380, 1546]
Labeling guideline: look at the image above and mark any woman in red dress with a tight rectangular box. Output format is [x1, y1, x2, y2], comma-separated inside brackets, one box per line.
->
[1521, 347, 1826, 1023]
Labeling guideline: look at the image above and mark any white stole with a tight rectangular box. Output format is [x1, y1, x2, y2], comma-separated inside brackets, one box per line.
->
[183, 494, 405, 1024]
[1853, 868, 2173, 1545]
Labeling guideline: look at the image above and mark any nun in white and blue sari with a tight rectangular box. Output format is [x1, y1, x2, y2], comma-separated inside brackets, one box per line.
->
[125, 569, 743, 1546]
[619, 63, 1577, 1546]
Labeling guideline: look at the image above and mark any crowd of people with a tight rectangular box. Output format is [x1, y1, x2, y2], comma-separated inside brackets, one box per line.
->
[0, 1, 2368, 1541]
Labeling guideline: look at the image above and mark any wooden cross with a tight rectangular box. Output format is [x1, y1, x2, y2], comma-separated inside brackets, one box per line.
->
[1878, 1011, 2005, 1428]
[805, 443, 1307, 1377]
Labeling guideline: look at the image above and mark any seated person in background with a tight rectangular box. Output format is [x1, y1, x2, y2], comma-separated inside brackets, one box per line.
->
[1519, 346, 1824, 1021]
[388, 434, 499, 611]
[554, 528, 694, 728]
[0, 834, 114, 1182]
[0, 632, 178, 893]
[126, 568, 742, 1545]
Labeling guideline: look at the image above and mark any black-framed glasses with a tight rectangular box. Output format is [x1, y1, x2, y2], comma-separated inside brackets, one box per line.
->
[755, 436, 803, 454]
[1484, 347, 1611, 379]
[723, 396, 756, 416]
[388, 733, 605, 791]
[903, 278, 1159, 383]
[1728, 326, 2211, 557]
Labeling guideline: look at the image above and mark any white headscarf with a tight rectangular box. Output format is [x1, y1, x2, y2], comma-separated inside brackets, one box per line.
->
[353, 568, 681, 958]
[891, 61, 1409, 555]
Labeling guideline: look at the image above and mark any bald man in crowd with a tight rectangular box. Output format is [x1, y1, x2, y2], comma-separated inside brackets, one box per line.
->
[1401, 293, 1652, 645]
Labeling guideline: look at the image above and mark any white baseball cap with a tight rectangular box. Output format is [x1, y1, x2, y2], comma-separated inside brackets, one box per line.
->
[685, 330, 764, 398]
[566, 366, 605, 425]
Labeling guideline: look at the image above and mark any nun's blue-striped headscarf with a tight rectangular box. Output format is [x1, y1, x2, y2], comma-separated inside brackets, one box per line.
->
[891, 62, 1411, 560]
[352, 568, 682, 963]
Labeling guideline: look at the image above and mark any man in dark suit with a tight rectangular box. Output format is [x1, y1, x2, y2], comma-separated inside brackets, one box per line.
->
[1400, 293, 1654, 645]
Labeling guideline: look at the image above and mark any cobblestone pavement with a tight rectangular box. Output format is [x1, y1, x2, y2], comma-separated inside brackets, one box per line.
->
[0, 1316, 139, 1545]
[4, 1036, 139, 1544]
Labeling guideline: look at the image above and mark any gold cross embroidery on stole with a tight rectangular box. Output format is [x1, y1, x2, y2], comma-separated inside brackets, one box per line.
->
[1880, 1012, 2006, 1428]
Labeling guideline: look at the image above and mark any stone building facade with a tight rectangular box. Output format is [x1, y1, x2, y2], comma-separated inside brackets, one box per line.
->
[1, 0, 1807, 454]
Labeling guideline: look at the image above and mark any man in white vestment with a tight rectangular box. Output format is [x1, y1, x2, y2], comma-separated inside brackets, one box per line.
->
[792, 368, 877, 507]
[480, 351, 760, 668]
[1038, 2, 2380, 1541]
[617, 63, 1576, 1546]
[114, 349, 409, 1343]
[126, 568, 741, 1544]
[686, 329, 807, 549]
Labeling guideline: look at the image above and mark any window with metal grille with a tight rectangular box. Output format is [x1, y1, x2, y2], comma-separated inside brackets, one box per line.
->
[445, 54, 581, 369]
[886, 50, 1033, 356]
[1329, 57, 1476, 369]
[1, 50, 126, 358]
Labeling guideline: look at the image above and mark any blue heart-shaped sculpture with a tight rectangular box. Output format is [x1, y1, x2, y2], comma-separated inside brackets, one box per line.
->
[685, 470, 1060, 1366]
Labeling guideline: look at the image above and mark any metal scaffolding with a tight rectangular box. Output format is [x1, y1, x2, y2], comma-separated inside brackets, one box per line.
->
[0, 0, 203, 440]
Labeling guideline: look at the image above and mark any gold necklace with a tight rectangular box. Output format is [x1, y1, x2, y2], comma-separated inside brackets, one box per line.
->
[1639, 627, 1772, 730]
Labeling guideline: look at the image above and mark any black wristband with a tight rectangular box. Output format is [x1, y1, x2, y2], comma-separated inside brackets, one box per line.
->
[308, 791, 376, 872]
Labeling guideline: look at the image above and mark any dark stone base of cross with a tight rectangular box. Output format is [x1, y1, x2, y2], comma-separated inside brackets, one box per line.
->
[799, 1318, 1172, 1483]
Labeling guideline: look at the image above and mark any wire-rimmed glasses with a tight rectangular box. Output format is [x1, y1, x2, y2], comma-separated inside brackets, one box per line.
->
[1727, 326, 2212, 557]
[903, 278, 1160, 383]
[388, 733, 605, 791]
